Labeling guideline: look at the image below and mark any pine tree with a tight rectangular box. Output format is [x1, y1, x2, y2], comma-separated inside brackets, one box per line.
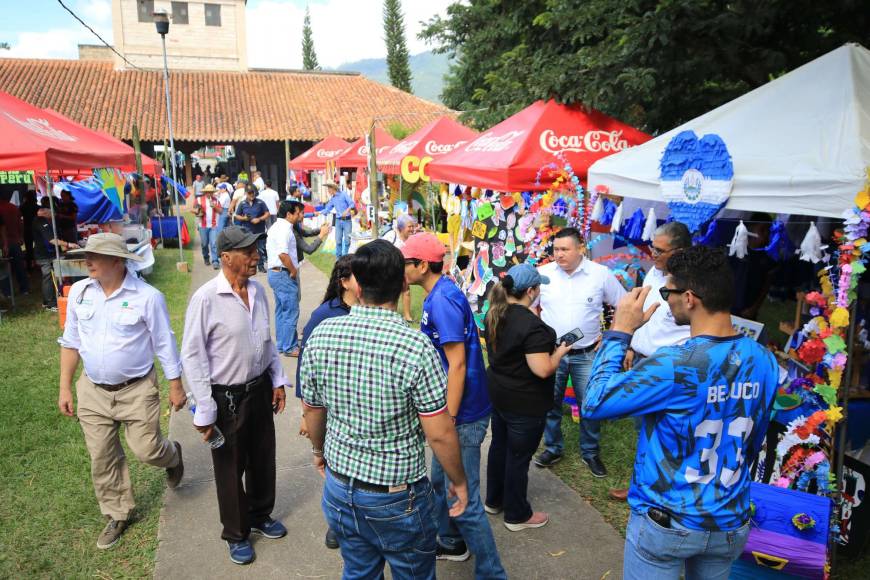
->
[301, 6, 319, 71]
[383, 0, 412, 92]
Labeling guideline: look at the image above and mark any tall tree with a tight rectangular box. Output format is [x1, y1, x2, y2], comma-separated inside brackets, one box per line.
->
[301, 6, 319, 71]
[421, 0, 870, 133]
[383, 0, 413, 92]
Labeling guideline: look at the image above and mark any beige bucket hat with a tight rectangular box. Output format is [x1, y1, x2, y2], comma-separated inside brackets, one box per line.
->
[68, 232, 144, 262]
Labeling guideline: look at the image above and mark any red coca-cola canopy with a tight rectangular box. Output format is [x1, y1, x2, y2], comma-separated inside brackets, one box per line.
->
[378, 116, 478, 174]
[288, 135, 353, 171]
[426, 100, 652, 191]
[334, 127, 398, 168]
[0, 90, 160, 174]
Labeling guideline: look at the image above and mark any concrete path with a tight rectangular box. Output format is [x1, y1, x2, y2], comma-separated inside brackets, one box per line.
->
[154, 252, 624, 579]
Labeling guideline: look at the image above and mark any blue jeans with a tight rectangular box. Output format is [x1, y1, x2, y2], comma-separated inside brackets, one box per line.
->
[198, 226, 218, 265]
[486, 409, 546, 524]
[543, 349, 600, 459]
[335, 217, 352, 257]
[623, 511, 750, 580]
[267, 270, 299, 353]
[431, 415, 506, 579]
[322, 470, 437, 580]
[215, 212, 228, 234]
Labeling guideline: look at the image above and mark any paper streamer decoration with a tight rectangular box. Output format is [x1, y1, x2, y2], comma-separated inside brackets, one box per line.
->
[798, 223, 824, 263]
[659, 130, 734, 232]
[610, 202, 624, 234]
[620, 208, 646, 242]
[590, 195, 604, 222]
[729, 220, 749, 259]
[641, 208, 657, 241]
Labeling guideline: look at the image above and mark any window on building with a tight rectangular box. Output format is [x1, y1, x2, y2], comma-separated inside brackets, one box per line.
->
[171, 2, 188, 25]
[137, 0, 154, 23]
[204, 3, 221, 27]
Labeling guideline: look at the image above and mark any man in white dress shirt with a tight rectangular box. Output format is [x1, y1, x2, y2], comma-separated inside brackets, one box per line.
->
[266, 200, 300, 356]
[534, 227, 626, 477]
[57, 233, 186, 550]
[181, 226, 289, 565]
[258, 179, 281, 229]
[609, 220, 692, 501]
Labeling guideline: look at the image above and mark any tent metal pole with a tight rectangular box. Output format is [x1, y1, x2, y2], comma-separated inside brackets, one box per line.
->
[831, 299, 858, 569]
[160, 33, 184, 266]
[46, 173, 62, 266]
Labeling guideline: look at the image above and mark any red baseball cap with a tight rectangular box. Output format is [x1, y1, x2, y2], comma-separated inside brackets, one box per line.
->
[401, 232, 446, 263]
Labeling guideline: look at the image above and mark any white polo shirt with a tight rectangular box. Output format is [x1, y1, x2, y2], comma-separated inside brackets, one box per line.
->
[630, 266, 691, 357]
[538, 258, 627, 349]
[265, 217, 297, 270]
[258, 188, 280, 215]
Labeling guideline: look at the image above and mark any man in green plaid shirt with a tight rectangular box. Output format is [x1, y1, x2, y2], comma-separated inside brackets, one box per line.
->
[301, 240, 468, 579]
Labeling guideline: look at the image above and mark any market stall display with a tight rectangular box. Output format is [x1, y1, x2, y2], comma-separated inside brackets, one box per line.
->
[287, 135, 353, 171]
[378, 116, 479, 182]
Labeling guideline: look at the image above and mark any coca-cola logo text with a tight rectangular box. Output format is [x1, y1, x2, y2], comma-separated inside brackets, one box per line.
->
[538, 129, 629, 155]
[464, 130, 525, 153]
[355, 145, 393, 157]
[316, 148, 344, 159]
[391, 140, 419, 156]
[424, 140, 467, 156]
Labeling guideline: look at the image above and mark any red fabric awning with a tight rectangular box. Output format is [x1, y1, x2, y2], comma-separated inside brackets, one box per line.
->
[426, 100, 652, 191]
[288, 135, 353, 170]
[0, 91, 157, 174]
[334, 128, 398, 168]
[378, 116, 478, 175]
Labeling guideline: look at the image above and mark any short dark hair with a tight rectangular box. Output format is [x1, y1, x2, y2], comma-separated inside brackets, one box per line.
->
[278, 200, 303, 217]
[265, 179, 272, 188]
[351, 240, 405, 305]
[554, 227, 584, 245]
[666, 246, 733, 313]
[406, 259, 444, 274]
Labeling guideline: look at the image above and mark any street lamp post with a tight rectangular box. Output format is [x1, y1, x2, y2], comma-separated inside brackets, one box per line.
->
[153, 10, 186, 269]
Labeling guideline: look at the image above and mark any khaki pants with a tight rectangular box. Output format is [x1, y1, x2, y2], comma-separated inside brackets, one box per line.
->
[76, 369, 179, 521]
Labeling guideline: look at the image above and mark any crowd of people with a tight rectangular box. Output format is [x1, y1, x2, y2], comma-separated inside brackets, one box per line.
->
[51, 171, 783, 578]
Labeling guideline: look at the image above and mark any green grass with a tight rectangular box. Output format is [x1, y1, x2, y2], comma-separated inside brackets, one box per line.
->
[0, 243, 192, 578]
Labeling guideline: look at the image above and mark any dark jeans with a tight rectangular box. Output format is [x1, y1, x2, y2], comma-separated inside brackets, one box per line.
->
[486, 409, 547, 524]
[37, 258, 56, 307]
[256, 237, 266, 269]
[1, 244, 29, 296]
[323, 470, 437, 579]
[210, 379, 276, 542]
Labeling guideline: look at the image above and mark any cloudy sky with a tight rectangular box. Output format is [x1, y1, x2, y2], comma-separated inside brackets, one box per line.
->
[0, 0, 454, 68]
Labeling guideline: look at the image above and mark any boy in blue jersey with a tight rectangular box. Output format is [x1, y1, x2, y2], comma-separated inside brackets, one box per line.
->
[403, 233, 506, 579]
[583, 246, 780, 580]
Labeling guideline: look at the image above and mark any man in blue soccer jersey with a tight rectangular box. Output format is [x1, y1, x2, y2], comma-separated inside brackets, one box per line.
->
[583, 246, 780, 580]
[403, 232, 506, 579]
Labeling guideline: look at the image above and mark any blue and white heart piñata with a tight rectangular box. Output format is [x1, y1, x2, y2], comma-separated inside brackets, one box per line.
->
[659, 130, 733, 233]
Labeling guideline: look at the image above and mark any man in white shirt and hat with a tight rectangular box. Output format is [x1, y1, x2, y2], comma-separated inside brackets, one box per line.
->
[57, 233, 186, 550]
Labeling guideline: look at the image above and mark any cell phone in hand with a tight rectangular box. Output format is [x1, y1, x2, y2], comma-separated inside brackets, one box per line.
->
[557, 328, 584, 347]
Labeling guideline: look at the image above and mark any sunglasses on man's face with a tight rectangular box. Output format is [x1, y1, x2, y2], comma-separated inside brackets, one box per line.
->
[659, 287, 701, 301]
[650, 245, 673, 257]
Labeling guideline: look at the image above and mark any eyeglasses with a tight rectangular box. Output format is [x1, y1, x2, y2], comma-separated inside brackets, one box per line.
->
[650, 245, 674, 257]
[659, 287, 701, 301]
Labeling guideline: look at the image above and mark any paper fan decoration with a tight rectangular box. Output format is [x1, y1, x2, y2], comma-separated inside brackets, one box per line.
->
[659, 130, 733, 232]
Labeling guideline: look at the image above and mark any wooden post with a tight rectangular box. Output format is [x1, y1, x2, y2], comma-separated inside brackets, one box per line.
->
[284, 139, 291, 195]
[131, 122, 146, 225]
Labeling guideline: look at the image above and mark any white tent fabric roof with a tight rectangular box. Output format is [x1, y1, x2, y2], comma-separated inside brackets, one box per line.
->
[588, 43, 870, 218]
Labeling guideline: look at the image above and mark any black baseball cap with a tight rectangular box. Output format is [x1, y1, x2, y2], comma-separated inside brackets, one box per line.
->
[217, 226, 265, 254]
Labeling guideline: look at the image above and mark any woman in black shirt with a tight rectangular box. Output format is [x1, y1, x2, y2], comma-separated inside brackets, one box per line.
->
[484, 263, 571, 531]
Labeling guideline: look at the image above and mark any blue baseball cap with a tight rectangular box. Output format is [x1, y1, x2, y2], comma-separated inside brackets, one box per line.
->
[505, 262, 550, 291]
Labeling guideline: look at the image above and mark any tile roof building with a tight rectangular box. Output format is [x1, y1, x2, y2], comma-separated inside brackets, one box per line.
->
[0, 58, 449, 143]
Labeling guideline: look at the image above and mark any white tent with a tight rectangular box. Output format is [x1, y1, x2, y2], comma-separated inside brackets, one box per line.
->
[588, 43, 870, 219]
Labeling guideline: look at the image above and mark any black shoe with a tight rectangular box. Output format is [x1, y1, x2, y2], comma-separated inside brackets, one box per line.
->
[203, 258, 210, 266]
[534, 450, 563, 468]
[436, 541, 470, 562]
[257, 265, 266, 273]
[166, 442, 184, 489]
[324, 529, 339, 549]
[583, 455, 608, 478]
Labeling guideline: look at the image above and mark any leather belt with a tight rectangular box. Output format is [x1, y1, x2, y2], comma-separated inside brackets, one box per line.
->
[212, 372, 269, 393]
[270, 267, 289, 272]
[330, 470, 419, 494]
[336, 216, 352, 221]
[571, 343, 597, 355]
[93, 367, 153, 391]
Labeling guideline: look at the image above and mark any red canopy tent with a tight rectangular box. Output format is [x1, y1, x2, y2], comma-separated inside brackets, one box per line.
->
[378, 116, 478, 177]
[0, 91, 158, 174]
[334, 127, 398, 168]
[426, 100, 652, 191]
[288, 135, 353, 171]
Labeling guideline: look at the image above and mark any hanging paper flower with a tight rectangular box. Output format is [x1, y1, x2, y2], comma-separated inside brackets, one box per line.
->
[826, 406, 844, 424]
[792, 513, 816, 531]
[798, 339, 827, 365]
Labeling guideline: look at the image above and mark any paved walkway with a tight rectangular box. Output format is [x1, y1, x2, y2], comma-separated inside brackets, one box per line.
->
[154, 253, 624, 579]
